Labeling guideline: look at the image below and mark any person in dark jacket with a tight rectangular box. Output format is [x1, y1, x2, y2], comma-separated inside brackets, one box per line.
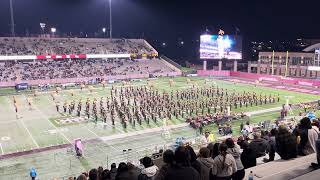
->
[101, 169, 111, 180]
[212, 143, 221, 159]
[240, 141, 256, 169]
[186, 145, 202, 174]
[89, 168, 98, 180]
[155, 149, 174, 180]
[127, 162, 141, 180]
[276, 125, 297, 160]
[115, 162, 129, 180]
[110, 163, 117, 180]
[264, 129, 278, 162]
[164, 146, 200, 180]
[138, 157, 158, 180]
[249, 132, 268, 158]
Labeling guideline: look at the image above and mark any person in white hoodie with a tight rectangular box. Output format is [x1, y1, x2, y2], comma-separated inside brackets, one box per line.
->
[197, 147, 215, 180]
[211, 143, 237, 180]
[138, 157, 159, 180]
[225, 138, 245, 180]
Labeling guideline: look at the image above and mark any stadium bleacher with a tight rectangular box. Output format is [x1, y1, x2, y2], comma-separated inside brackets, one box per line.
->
[0, 37, 156, 55]
[0, 37, 181, 86]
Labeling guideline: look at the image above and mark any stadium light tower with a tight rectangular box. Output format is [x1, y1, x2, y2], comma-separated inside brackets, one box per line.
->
[51, 27, 56, 37]
[109, 0, 112, 39]
[102, 27, 106, 37]
[9, 0, 15, 37]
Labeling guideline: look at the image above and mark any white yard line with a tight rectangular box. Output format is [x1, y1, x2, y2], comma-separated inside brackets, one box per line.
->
[4, 97, 40, 148]
[30, 95, 72, 144]
[0, 143, 4, 155]
[19, 117, 40, 148]
[81, 123, 121, 152]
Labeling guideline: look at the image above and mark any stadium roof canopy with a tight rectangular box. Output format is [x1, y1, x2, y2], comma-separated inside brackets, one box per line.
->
[303, 43, 320, 52]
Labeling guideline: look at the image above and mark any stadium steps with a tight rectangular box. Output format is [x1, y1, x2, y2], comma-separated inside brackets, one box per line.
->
[13, 68, 21, 81]
[244, 154, 317, 180]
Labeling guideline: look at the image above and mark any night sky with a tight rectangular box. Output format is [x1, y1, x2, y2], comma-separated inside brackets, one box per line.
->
[0, 0, 319, 62]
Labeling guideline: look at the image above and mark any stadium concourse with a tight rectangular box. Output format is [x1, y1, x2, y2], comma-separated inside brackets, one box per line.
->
[0, 37, 319, 180]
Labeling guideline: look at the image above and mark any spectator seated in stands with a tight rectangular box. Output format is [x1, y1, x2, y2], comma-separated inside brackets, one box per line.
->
[0, 58, 177, 83]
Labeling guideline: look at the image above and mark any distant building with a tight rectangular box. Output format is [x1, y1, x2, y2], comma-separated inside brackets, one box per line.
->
[248, 43, 320, 78]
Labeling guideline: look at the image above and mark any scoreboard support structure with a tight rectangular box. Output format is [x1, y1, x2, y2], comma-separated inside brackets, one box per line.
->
[203, 60, 207, 71]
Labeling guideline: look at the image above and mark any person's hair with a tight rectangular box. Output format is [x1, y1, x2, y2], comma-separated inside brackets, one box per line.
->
[97, 166, 103, 180]
[111, 163, 116, 169]
[207, 143, 214, 157]
[312, 120, 320, 128]
[225, 138, 235, 148]
[199, 147, 210, 158]
[89, 168, 98, 180]
[219, 143, 228, 170]
[253, 132, 261, 139]
[163, 149, 174, 165]
[142, 157, 154, 168]
[261, 130, 269, 137]
[212, 143, 220, 159]
[175, 146, 191, 167]
[77, 174, 87, 180]
[242, 141, 250, 150]
[101, 169, 111, 180]
[185, 145, 197, 162]
[278, 125, 289, 134]
[270, 128, 278, 136]
[117, 162, 128, 173]
[300, 117, 312, 129]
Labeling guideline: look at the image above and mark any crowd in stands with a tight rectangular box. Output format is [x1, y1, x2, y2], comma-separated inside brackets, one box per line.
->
[0, 59, 176, 82]
[57, 117, 320, 180]
[0, 38, 155, 55]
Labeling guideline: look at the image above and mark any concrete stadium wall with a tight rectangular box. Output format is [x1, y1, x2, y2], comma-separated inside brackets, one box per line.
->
[196, 70, 320, 87]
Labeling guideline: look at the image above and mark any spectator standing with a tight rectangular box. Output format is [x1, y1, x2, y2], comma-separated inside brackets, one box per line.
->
[77, 174, 88, 180]
[89, 168, 98, 180]
[240, 141, 256, 169]
[115, 162, 129, 180]
[225, 138, 245, 180]
[164, 146, 200, 180]
[264, 129, 278, 162]
[275, 125, 297, 160]
[138, 157, 159, 180]
[30, 168, 37, 180]
[110, 163, 117, 180]
[186, 145, 202, 174]
[298, 117, 319, 155]
[211, 143, 237, 180]
[127, 162, 141, 180]
[249, 132, 268, 158]
[197, 147, 214, 180]
[155, 149, 174, 180]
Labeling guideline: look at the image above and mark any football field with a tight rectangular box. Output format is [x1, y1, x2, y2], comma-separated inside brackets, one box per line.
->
[0, 76, 319, 179]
